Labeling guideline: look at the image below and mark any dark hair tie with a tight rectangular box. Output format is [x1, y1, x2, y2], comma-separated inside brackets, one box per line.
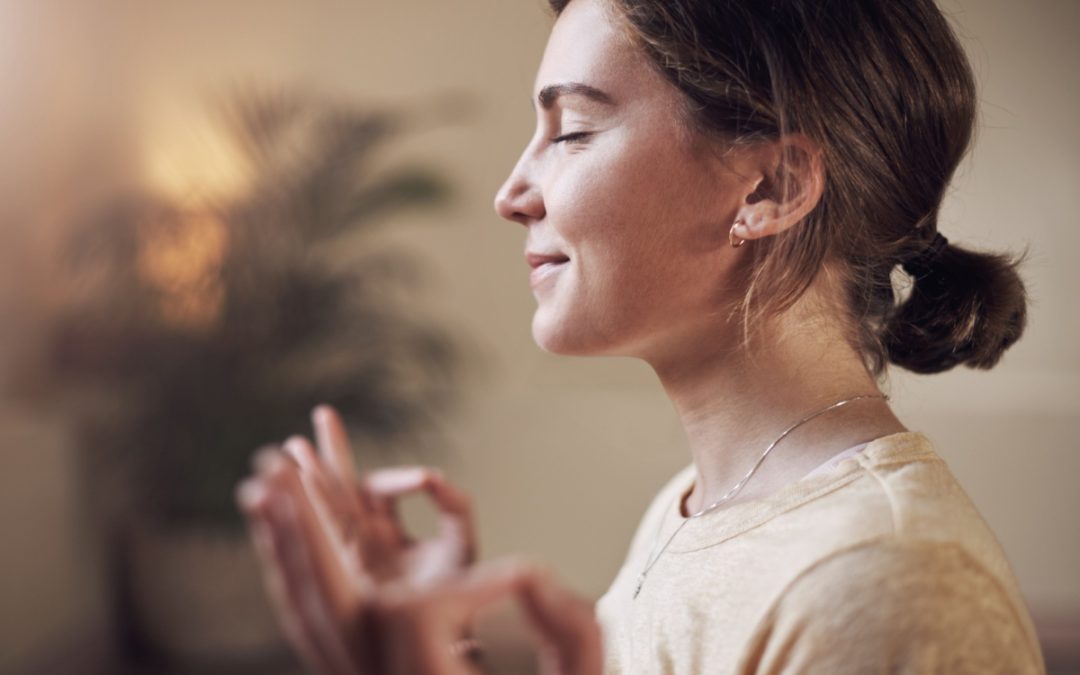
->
[902, 232, 949, 278]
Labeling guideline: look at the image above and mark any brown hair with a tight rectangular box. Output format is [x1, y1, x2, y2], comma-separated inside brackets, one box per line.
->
[548, 0, 1027, 376]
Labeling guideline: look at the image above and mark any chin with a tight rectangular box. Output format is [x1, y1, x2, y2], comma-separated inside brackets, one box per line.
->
[531, 313, 578, 355]
[530, 307, 624, 356]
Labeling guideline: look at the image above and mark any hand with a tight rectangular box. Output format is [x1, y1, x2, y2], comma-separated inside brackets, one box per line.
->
[288, 404, 477, 587]
[372, 559, 605, 675]
[238, 456, 603, 675]
[236, 404, 477, 673]
[238, 450, 369, 674]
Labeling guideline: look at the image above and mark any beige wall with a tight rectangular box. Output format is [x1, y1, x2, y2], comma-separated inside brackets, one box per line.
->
[2, 0, 1078, 666]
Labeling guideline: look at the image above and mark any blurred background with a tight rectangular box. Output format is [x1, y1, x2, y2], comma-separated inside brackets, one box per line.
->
[0, 0, 1077, 673]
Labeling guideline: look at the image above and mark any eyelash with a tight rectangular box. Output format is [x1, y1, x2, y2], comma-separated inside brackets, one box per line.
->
[551, 131, 592, 145]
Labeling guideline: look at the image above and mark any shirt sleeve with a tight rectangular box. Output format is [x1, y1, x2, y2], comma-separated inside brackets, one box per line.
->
[736, 539, 1045, 675]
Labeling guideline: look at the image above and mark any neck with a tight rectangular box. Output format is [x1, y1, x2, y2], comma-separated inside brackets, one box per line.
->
[645, 295, 907, 515]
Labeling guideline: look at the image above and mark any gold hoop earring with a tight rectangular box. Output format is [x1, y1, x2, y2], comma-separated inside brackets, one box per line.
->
[729, 220, 747, 248]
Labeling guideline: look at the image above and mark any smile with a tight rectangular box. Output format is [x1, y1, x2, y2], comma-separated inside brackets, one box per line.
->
[524, 250, 570, 287]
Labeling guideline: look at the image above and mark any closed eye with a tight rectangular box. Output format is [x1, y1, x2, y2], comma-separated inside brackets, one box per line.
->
[551, 131, 593, 145]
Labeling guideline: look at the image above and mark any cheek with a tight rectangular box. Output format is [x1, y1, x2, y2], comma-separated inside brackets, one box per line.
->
[547, 140, 665, 257]
[549, 139, 719, 294]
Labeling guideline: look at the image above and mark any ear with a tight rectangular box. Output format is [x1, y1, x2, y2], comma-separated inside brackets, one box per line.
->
[730, 134, 824, 242]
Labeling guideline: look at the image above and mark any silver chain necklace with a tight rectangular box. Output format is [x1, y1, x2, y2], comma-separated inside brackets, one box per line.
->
[632, 393, 887, 599]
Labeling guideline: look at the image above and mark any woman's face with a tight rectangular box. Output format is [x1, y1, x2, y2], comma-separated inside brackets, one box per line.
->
[494, 0, 756, 361]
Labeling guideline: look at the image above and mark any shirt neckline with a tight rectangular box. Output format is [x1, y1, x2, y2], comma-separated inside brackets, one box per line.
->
[661, 430, 936, 553]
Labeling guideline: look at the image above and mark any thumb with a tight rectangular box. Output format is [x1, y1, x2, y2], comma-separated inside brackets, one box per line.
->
[515, 567, 603, 675]
[441, 557, 536, 616]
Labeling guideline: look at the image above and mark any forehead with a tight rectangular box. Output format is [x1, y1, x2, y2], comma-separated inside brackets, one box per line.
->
[533, 0, 647, 101]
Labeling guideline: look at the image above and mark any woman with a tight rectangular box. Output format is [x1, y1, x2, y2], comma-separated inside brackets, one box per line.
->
[236, 0, 1044, 672]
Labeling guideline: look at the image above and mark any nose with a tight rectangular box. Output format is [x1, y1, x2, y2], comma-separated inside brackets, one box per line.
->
[494, 159, 545, 226]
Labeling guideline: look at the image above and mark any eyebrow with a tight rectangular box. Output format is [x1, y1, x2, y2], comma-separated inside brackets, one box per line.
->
[537, 82, 616, 110]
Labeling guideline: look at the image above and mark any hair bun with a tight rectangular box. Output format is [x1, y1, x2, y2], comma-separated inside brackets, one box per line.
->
[901, 232, 950, 280]
[884, 241, 1028, 374]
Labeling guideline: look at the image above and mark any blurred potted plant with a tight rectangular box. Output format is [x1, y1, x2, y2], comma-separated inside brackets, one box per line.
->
[39, 87, 468, 668]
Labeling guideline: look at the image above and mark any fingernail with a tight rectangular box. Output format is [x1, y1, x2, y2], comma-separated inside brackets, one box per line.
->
[281, 445, 305, 470]
[256, 450, 292, 478]
[236, 479, 267, 510]
[371, 466, 426, 491]
[253, 447, 281, 473]
[286, 440, 323, 476]
[312, 404, 333, 426]
[283, 435, 308, 455]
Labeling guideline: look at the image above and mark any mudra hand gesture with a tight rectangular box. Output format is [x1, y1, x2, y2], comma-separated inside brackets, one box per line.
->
[236, 404, 603, 675]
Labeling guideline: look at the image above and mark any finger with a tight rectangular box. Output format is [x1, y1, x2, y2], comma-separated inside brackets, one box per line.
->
[244, 447, 369, 673]
[264, 489, 363, 675]
[361, 467, 438, 552]
[515, 568, 603, 675]
[282, 436, 397, 583]
[237, 479, 335, 675]
[382, 559, 536, 675]
[284, 436, 379, 587]
[235, 475, 269, 516]
[284, 435, 370, 541]
[364, 467, 477, 564]
[450, 558, 536, 613]
[252, 519, 331, 672]
[265, 454, 361, 616]
[250, 443, 285, 474]
[385, 557, 539, 627]
[313, 404, 359, 487]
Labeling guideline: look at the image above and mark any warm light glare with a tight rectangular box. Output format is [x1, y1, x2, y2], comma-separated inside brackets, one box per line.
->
[138, 99, 251, 204]
[136, 212, 227, 330]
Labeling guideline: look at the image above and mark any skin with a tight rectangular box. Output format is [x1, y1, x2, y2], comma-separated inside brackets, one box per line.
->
[237, 406, 604, 674]
[494, 0, 906, 513]
[241, 0, 910, 671]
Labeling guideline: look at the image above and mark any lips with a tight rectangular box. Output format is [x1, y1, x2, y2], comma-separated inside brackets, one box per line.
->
[525, 251, 570, 289]
[526, 252, 570, 269]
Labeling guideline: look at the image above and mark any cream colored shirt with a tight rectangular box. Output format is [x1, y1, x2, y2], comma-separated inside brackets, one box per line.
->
[595, 431, 1045, 674]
